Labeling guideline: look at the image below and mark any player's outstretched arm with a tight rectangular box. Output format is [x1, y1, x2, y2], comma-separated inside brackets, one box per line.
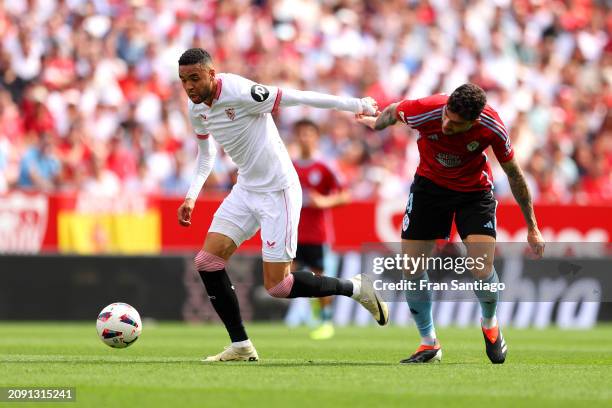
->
[500, 157, 545, 257]
[280, 88, 378, 115]
[309, 189, 350, 209]
[357, 102, 399, 131]
[178, 138, 217, 227]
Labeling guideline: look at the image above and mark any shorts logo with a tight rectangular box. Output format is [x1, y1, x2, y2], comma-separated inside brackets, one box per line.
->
[435, 152, 462, 168]
[402, 214, 409, 232]
[266, 240, 276, 249]
[251, 85, 270, 102]
[483, 221, 494, 229]
[467, 141, 480, 151]
[225, 108, 236, 120]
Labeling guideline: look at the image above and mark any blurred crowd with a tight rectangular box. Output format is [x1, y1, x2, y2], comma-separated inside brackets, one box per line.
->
[0, 0, 610, 204]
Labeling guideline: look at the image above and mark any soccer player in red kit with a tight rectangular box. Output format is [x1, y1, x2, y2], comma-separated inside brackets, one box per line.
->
[358, 84, 545, 364]
[292, 119, 349, 339]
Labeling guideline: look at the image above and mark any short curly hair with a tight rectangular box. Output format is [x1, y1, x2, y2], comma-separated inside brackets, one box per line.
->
[178, 48, 212, 66]
[447, 83, 487, 121]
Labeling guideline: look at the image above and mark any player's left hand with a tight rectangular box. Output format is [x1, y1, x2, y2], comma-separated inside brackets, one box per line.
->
[355, 113, 379, 130]
[527, 227, 545, 258]
[360, 97, 379, 116]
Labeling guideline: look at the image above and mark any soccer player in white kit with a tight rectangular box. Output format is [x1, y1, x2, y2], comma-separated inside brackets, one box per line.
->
[176, 48, 389, 362]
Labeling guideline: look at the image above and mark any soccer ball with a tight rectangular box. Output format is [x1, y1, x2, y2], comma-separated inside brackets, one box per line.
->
[96, 302, 142, 348]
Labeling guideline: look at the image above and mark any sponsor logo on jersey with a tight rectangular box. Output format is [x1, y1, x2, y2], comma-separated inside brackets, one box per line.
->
[467, 141, 480, 151]
[251, 84, 270, 102]
[435, 152, 462, 168]
[225, 107, 236, 121]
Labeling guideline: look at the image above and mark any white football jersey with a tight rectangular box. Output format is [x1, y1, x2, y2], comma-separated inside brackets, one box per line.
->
[188, 73, 298, 192]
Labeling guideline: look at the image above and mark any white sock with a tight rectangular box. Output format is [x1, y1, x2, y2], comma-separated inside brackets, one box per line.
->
[232, 339, 252, 348]
[482, 316, 498, 329]
[421, 330, 437, 346]
[350, 278, 361, 299]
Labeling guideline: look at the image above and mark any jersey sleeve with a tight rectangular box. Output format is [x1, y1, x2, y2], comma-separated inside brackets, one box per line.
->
[395, 95, 447, 128]
[188, 104, 209, 139]
[237, 80, 282, 115]
[395, 99, 418, 124]
[481, 110, 514, 163]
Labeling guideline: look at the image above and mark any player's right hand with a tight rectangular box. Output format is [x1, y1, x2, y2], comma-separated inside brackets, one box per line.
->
[360, 97, 379, 116]
[178, 198, 195, 227]
[527, 227, 545, 258]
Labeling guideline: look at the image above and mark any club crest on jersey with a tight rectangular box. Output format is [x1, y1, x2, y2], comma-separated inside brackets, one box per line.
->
[428, 134, 439, 141]
[467, 141, 480, 151]
[251, 84, 270, 102]
[225, 108, 236, 121]
[308, 170, 322, 185]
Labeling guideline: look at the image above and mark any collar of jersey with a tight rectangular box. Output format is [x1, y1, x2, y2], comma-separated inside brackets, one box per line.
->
[205, 78, 223, 107]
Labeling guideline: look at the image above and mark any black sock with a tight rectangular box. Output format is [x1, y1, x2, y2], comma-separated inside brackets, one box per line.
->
[198, 269, 248, 343]
[287, 271, 353, 298]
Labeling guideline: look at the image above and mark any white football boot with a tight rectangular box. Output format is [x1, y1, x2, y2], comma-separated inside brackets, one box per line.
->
[350, 274, 389, 326]
[202, 344, 259, 362]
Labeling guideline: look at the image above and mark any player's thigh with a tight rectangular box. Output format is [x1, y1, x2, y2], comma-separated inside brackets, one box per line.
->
[401, 177, 454, 241]
[203, 232, 238, 260]
[463, 234, 496, 279]
[258, 183, 302, 263]
[455, 190, 497, 241]
[208, 185, 260, 254]
[401, 239, 436, 278]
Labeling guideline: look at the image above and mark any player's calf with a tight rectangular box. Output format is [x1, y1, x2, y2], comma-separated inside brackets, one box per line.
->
[195, 250, 249, 344]
[264, 269, 388, 326]
[265, 270, 353, 298]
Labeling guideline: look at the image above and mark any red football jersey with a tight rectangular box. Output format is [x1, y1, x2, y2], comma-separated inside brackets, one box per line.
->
[293, 158, 343, 244]
[395, 94, 514, 192]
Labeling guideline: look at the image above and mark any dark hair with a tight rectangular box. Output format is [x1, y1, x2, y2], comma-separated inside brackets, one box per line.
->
[178, 48, 212, 66]
[293, 118, 320, 135]
[447, 83, 487, 121]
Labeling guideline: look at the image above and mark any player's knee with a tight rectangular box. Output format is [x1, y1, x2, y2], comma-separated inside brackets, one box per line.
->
[265, 274, 295, 298]
[194, 250, 226, 272]
[471, 258, 494, 279]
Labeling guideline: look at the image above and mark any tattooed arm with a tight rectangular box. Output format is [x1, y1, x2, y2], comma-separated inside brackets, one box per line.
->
[356, 102, 399, 130]
[501, 157, 545, 257]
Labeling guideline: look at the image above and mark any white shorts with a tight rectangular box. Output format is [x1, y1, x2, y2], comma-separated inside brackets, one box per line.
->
[209, 183, 302, 262]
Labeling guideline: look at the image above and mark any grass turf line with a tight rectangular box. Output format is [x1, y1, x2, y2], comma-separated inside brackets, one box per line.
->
[1, 323, 611, 408]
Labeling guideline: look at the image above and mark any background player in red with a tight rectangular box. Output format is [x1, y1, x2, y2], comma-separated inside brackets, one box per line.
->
[358, 83, 546, 364]
[292, 119, 349, 340]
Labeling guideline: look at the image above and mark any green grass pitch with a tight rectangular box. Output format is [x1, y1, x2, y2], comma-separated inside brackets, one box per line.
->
[1, 323, 611, 407]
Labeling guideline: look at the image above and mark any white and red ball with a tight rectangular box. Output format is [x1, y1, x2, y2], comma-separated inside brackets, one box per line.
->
[96, 303, 142, 348]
